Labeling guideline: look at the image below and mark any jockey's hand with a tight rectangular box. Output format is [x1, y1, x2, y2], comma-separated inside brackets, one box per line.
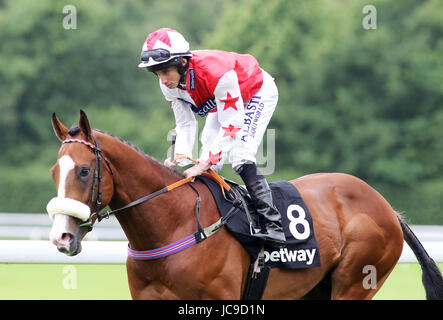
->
[183, 160, 211, 178]
[164, 153, 187, 169]
[164, 158, 177, 169]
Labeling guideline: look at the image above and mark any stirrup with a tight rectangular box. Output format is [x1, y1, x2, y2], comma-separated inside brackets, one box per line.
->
[253, 229, 286, 247]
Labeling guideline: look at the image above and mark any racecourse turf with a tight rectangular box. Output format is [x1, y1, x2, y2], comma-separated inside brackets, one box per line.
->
[0, 263, 440, 299]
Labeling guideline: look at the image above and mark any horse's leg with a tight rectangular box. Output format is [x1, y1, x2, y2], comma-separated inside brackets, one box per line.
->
[329, 213, 402, 300]
[126, 260, 178, 299]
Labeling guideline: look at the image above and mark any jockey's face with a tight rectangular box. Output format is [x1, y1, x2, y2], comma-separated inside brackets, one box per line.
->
[155, 66, 181, 89]
[155, 58, 187, 89]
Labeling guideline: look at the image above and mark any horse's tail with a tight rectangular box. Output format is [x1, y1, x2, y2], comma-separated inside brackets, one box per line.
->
[397, 214, 443, 300]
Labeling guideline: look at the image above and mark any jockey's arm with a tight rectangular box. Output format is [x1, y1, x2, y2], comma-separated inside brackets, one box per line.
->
[169, 99, 197, 166]
[204, 70, 245, 167]
[184, 71, 245, 178]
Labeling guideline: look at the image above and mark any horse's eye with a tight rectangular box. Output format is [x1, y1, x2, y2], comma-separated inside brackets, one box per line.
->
[78, 166, 91, 177]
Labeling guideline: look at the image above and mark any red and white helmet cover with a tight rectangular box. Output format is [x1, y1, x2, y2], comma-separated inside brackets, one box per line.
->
[138, 28, 192, 68]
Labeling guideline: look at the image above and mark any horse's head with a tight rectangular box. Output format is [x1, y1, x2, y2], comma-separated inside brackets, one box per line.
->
[48, 110, 114, 256]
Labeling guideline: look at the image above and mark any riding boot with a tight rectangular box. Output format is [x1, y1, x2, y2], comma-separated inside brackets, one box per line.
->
[237, 162, 286, 246]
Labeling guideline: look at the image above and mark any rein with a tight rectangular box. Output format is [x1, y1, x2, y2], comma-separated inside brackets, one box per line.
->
[62, 136, 196, 229]
[59, 136, 239, 260]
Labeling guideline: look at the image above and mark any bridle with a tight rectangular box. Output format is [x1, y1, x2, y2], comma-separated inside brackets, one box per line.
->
[62, 134, 115, 229]
[59, 133, 242, 260]
[61, 133, 196, 230]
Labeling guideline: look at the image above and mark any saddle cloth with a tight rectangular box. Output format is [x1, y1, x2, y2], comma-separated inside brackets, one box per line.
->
[196, 176, 321, 269]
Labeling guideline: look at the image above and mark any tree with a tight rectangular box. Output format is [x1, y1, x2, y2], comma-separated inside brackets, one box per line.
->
[205, 0, 443, 224]
[0, 0, 223, 212]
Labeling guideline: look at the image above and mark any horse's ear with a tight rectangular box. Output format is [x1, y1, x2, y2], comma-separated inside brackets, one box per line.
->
[52, 113, 68, 142]
[79, 109, 92, 140]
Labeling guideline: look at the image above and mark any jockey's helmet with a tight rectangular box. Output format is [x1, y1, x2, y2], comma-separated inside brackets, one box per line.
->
[138, 28, 192, 75]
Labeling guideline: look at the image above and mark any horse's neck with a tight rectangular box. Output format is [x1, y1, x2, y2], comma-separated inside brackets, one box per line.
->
[99, 133, 175, 193]
[97, 132, 196, 250]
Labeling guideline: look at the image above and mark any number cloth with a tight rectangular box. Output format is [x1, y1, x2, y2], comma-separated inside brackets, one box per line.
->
[196, 176, 321, 269]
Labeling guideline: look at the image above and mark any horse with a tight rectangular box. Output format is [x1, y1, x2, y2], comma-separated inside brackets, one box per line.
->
[47, 110, 443, 300]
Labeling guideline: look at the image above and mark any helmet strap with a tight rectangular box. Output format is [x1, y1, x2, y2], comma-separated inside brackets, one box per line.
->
[178, 57, 190, 83]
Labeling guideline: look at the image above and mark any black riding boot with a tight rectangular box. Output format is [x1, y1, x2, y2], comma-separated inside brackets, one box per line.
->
[237, 162, 286, 246]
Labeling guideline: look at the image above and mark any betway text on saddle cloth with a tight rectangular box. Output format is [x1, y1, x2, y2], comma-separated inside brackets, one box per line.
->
[264, 248, 317, 265]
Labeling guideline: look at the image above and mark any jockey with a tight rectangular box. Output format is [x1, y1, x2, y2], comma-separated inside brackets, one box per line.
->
[138, 28, 285, 245]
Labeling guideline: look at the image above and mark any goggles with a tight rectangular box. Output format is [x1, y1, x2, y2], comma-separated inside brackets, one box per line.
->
[140, 48, 191, 63]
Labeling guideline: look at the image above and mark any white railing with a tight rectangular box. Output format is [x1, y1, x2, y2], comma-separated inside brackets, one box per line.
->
[0, 213, 442, 263]
[0, 213, 126, 241]
[0, 240, 127, 263]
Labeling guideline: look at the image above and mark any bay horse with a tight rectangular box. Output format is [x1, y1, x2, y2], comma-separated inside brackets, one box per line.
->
[48, 110, 443, 300]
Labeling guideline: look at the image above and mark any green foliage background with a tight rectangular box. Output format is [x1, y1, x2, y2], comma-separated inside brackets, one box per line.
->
[0, 0, 442, 224]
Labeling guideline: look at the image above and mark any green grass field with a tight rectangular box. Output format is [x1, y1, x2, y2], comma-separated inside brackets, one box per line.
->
[0, 263, 440, 299]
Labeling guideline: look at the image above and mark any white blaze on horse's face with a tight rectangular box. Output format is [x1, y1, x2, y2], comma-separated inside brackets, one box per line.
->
[47, 154, 90, 256]
[47, 155, 91, 223]
[58, 155, 75, 197]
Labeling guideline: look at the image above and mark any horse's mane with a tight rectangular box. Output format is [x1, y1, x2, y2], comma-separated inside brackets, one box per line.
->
[93, 128, 146, 157]
[68, 125, 185, 179]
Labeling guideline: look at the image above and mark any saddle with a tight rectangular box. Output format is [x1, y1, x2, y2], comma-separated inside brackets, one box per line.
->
[169, 156, 320, 299]
[196, 171, 321, 299]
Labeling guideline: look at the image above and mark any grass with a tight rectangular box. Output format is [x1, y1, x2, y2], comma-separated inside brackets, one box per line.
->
[374, 263, 427, 300]
[0, 263, 131, 299]
[0, 263, 441, 299]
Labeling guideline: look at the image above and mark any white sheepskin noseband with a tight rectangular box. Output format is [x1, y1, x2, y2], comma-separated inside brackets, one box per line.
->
[46, 197, 91, 222]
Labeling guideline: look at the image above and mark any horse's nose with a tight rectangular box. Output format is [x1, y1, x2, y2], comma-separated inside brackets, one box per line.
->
[60, 232, 74, 244]
[50, 231, 74, 250]
[49, 214, 77, 253]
